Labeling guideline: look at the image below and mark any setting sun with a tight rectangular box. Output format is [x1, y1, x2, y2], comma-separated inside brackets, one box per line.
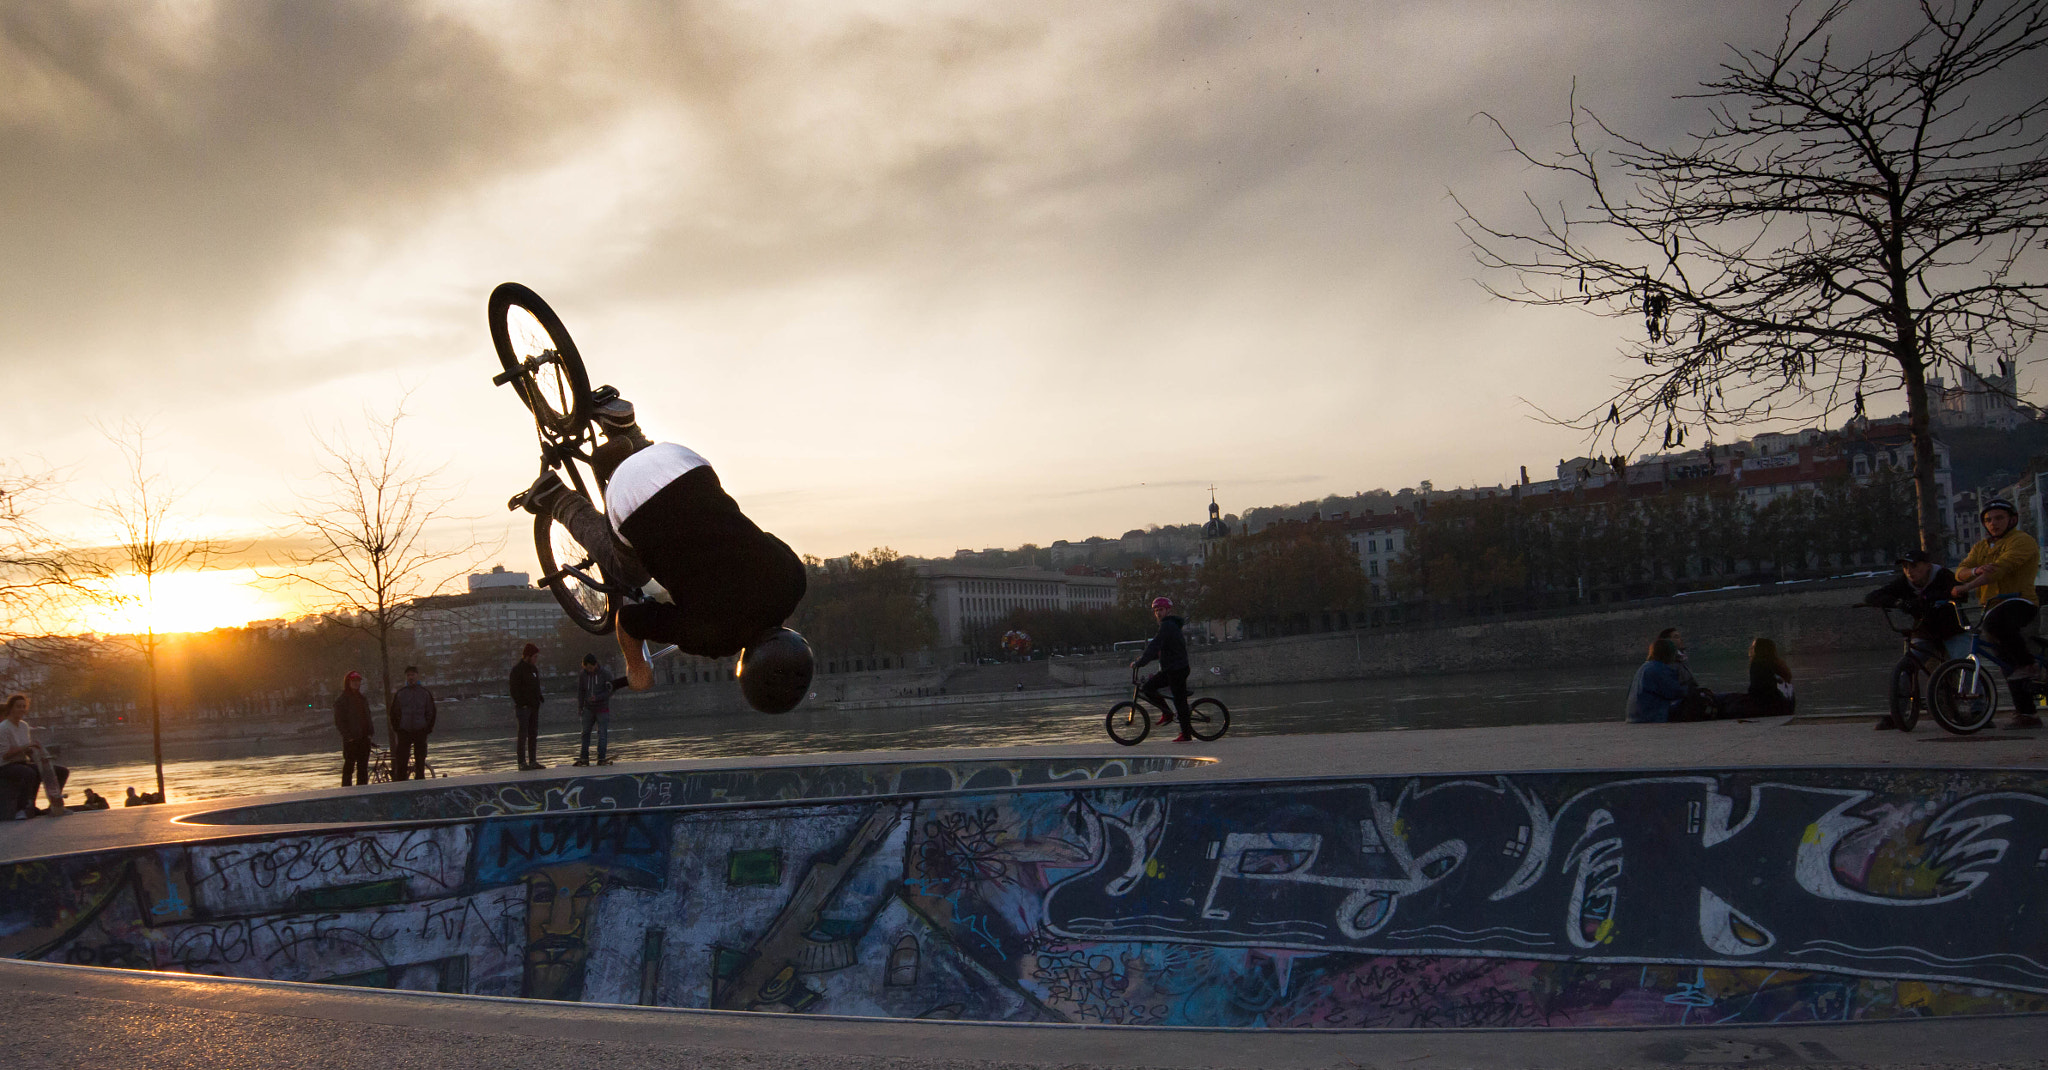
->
[81, 568, 293, 636]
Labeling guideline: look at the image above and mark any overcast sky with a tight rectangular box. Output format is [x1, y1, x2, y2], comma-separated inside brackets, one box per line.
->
[2, 0, 1999, 601]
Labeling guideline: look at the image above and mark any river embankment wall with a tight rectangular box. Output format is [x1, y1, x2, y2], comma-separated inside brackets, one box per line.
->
[1054, 575, 1897, 688]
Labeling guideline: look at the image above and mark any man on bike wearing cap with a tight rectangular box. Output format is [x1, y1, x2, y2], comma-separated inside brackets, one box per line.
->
[513, 396, 813, 714]
[1130, 596, 1195, 743]
[1954, 498, 2044, 721]
[1863, 550, 1963, 730]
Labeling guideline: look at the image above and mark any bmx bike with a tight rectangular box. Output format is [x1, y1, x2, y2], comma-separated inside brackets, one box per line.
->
[489, 282, 644, 636]
[1856, 603, 1967, 732]
[1926, 601, 2048, 734]
[1105, 670, 1229, 746]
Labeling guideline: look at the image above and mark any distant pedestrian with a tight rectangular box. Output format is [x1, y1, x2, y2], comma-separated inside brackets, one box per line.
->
[511, 643, 545, 770]
[333, 671, 374, 787]
[388, 666, 438, 780]
[0, 693, 66, 818]
[1625, 639, 1691, 723]
[575, 654, 617, 766]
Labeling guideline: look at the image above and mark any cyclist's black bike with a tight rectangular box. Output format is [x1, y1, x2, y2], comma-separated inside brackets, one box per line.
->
[489, 282, 641, 635]
[1857, 603, 1951, 732]
[1106, 670, 1229, 745]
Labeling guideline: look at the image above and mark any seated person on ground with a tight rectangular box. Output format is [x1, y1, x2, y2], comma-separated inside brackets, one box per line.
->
[0, 693, 67, 818]
[1625, 639, 1691, 723]
[1718, 637, 1794, 718]
[516, 396, 814, 714]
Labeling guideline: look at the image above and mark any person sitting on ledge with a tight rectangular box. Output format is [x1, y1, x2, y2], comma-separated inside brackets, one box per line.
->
[513, 395, 814, 714]
[0, 693, 66, 818]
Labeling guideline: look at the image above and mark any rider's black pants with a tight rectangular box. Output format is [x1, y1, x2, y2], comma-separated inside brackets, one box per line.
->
[1140, 667, 1192, 734]
[1983, 597, 2038, 679]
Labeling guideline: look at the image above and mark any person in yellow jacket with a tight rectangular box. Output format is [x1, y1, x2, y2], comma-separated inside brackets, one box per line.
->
[1953, 498, 2044, 705]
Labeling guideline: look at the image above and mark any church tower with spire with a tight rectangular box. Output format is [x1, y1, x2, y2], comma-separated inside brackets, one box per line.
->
[1201, 486, 1230, 561]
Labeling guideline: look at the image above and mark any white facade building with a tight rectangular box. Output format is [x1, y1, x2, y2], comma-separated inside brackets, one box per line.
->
[917, 566, 1119, 647]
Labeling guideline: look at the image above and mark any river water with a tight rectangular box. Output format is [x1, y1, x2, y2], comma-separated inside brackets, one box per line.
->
[70, 649, 1899, 806]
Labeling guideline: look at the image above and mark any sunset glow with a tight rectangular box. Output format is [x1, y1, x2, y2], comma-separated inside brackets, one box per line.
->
[80, 568, 294, 636]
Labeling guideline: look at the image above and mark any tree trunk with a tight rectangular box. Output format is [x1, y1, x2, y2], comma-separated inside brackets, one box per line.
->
[1895, 333, 1945, 555]
[147, 629, 164, 800]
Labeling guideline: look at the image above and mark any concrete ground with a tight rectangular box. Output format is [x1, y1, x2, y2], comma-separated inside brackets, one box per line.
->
[3, 714, 2045, 1068]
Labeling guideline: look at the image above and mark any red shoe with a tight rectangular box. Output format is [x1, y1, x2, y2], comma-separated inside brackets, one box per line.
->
[1156, 713, 1173, 726]
[1171, 733, 1195, 743]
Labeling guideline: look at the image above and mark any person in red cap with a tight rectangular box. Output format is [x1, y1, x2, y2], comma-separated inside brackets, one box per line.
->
[333, 671, 374, 786]
[1130, 596, 1195, 742]
[510, 643, 545, 770]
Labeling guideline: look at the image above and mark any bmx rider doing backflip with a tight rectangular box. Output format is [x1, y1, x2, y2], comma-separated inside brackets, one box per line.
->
[514, 397, 814, 714]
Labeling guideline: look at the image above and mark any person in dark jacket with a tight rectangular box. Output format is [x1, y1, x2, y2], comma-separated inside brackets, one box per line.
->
[575, 654, 618, 766]
[1718, 638, 1794, 718]
[388, 666, 437, 780]
[510, 643, 545, 770]
[1131, 596, 1195, 742]
[333, 671, 374, 786]
[1863, 550, 1963, 730]
[512, 397, 812, 713]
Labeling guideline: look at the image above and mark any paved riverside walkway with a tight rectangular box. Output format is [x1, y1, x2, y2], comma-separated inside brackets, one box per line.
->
[2, 716, 2045, 1069]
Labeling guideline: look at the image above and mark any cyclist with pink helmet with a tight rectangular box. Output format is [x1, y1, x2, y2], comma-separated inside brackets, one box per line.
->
[1130, 596, 1195, 742]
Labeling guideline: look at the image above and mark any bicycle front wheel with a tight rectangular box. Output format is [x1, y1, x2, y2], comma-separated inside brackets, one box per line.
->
[535, 512, 616, 635]
[490, 283, 592, 439]
[1188, 697, 1230, 741]
[1887, 657, 1921, 732]
[1929, 659, 1998, 734]
[1105, 702, 1150, 746]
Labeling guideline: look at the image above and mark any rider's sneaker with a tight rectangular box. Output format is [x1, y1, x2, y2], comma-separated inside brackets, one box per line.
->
[1873, 716, 1899, 730]
[2008, 714, 2043, 729]
[510, 469, 571, 516]
[1156, 712, 1173, 726]
[597, 757, 615, 766]
[594, 394, 636, 429]
[1170, 733, 1195, 743]
[571, 757, 590, 767]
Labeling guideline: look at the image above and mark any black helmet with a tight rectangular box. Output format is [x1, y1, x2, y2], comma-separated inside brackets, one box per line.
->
[1981, 497, 2018, 519]
[739, 628, 815, 714]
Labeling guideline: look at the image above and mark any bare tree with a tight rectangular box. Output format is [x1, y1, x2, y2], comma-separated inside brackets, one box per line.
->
[273, 404, 483, 716]
[1459, 0, 2048, 551]
[96, 420, 236, 800]
[0, 461, 92, 674]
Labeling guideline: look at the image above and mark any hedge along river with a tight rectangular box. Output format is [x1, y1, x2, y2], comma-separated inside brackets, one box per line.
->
[71, 648, 1900, 805]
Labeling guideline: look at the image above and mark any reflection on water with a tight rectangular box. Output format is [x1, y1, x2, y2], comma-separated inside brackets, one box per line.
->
[73, 649, 1897, 806]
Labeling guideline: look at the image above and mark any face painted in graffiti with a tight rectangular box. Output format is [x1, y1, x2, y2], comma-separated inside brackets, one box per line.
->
[522, 862, 608, 1000]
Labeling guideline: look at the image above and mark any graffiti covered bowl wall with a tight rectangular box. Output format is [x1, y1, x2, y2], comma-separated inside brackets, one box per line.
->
[11, 764, 2048, 1028]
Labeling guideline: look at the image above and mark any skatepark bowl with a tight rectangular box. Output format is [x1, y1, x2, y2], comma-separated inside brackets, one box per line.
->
[4, 753, 2046, 1030]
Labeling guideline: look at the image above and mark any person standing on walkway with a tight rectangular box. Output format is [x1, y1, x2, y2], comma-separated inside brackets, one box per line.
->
[575, 654, 616, 766]
[510, 643, 545, 770]
[333, 671, 374, 786]
[388, 666, 437, 780]
[1130, 596, 1194, 743]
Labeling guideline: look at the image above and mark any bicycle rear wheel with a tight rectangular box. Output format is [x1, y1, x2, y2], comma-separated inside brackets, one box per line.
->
[1887, 658, 1921, 732]
[1105, 702, 1150, 746]
[1188, 697, 1230, 741]
[490, 283, 592, 439]
[1928, 659, 1998, 734]
[535, 511, 616, 635]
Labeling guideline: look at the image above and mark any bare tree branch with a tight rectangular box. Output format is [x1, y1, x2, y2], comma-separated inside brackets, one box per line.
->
[1458, 0, 2048, 549]
[266, 400, 491, 711]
